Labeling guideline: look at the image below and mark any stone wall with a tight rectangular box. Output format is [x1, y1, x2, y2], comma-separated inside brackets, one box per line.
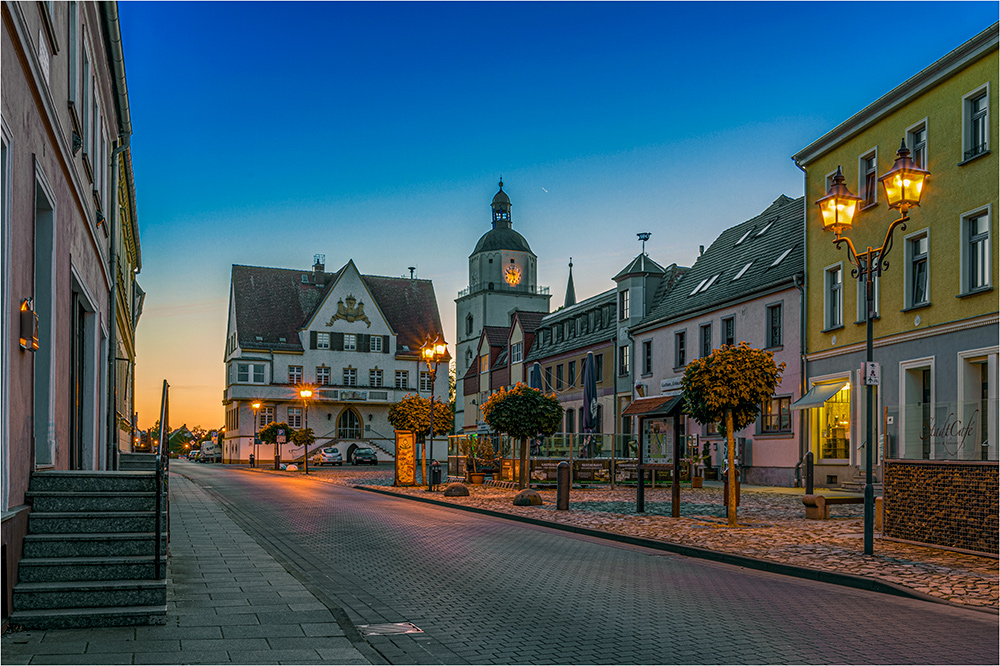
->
[884, 460, 998, 555]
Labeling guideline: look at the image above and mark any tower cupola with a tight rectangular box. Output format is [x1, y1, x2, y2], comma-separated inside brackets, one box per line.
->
[491, 178, 512, 229]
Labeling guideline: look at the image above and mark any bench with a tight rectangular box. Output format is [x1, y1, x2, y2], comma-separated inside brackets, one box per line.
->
[802, 494, 863, 520]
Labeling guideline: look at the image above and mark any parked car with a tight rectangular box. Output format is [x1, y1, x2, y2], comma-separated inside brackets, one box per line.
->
[313, 447, 343, 466]
[352, 447, 378, 465]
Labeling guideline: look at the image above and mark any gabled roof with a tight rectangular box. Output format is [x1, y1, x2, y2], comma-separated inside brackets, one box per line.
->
[636, 195, 804, 331]
[231, 263, 445, 355]
[524, 288, 617, 363]
[512, 310, 545, 335]
[481, 325, 510, 349]
[614, 253, 666, 281]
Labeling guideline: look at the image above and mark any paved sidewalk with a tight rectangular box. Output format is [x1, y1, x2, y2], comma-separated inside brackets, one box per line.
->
[2, 474, 375, 665]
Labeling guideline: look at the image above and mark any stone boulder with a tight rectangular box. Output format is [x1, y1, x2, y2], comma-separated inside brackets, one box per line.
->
[443, 482, 470, 497]
[513, 489, 542, 506]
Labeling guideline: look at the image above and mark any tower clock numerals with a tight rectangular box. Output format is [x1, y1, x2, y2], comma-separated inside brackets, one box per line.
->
[504, 264, 522, 285]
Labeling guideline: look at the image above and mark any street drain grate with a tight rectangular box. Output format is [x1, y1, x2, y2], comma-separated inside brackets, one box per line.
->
[358, 622, 423, 636]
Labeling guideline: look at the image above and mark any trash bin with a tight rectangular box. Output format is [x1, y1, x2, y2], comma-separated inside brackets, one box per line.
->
[430, 460, 442, 489]
[723, 475, 741, 508]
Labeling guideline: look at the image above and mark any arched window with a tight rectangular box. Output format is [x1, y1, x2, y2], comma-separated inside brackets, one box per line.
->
[338, 409, 362, 439]
[466, 313, 474, 336]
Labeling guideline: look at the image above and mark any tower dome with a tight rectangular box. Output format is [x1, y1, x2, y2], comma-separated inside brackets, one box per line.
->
[473, 179, 533, 253]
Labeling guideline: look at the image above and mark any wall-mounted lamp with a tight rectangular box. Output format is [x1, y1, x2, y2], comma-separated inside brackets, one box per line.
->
[20, 298, 38, 352]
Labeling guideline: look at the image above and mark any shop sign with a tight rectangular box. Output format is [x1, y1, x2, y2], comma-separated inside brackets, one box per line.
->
[660, 377, 683, 395]
[576, 460, 610, 482]
[341, 390, 368, 401]
[922, 409, 980, 456]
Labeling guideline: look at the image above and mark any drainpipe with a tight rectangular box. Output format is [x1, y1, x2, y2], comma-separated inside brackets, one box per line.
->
[792, 157, 810, 483]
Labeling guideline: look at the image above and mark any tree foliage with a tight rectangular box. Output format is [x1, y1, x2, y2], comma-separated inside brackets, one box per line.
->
[682, 342, 785, 434]
[481, 383, 563, 439]
[387, 393, 452, 437]
[258, 421, 293, 445]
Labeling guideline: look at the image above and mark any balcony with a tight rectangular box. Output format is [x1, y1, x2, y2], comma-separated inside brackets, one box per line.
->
[458, 282, 550, 298]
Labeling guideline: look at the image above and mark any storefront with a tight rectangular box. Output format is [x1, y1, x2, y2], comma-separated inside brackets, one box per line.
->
[792, 376, 859, 486]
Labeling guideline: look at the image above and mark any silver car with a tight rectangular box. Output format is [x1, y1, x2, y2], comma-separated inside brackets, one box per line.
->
[313, 446, 343, 466]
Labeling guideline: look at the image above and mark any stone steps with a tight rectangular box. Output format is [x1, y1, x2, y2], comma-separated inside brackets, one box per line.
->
[24, 532, 166, 558]
[9, 605, 168, 630]
[118, 453, 159, 472]
[26, 491, 160, 513]
[29, 470, 158, 493]
[28, 511, 166, 534]
[17, 554, 168, 583]
[12, 579, 166, 610]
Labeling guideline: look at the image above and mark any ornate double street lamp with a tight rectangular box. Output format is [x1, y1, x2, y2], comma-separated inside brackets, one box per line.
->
[251, 401, 261, 468]
[300, 387, 313, 475]
[421, 337, 448, 490]
[817, 139, 929, 555]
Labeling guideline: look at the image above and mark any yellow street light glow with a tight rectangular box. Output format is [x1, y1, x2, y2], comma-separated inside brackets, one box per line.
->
[816, 166, 861, 235]
[300, 388, 312, 399]
[879, 138, 929, 213]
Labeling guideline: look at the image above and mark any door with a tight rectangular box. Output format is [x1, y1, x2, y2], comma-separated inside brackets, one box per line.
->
[69, 294, 86, 470]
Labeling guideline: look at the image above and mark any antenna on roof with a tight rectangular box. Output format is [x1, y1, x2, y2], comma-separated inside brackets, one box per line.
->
[637, 232, 651, 255]
[408, 266, 416, 279]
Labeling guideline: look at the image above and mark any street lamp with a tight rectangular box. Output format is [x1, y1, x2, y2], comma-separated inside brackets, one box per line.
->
[817, 138, 929, 556]
[421, 337, 448, 490]
[251, 401, 261, 467]
[300, 388, 313, 475]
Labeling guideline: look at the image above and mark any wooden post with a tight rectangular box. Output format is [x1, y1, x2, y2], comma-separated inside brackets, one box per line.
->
[726, 410, 737, 527]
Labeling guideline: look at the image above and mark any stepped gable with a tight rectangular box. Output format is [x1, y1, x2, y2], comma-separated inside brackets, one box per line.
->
[639, 195, 804, 328]
[363, 275, 446, 355]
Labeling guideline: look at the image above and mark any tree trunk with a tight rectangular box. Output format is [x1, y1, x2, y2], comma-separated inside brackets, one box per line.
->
[726, 410, 737, 527]
[419, 438, 426, 486]
[519, 436, 528, 489]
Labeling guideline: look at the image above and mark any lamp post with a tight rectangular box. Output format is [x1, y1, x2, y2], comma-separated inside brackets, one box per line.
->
[251, 401, 261, 467]
[300, 388, 313, 475]
[421, 337, 448, 490]
[817, 139, 929, 556]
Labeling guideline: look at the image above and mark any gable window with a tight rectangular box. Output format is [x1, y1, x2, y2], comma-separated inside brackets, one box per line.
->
[510, 342, 522, 364]
[642, 340, 652, 375]
[963, 208, 991, 293]
[963, 85, 990, 161]
[287, 407, 302, 429]
[419, 370, 433, 392]
[907, 121, 928, 170]
[761, 396, 791, 433]
[316, 366, 331, 385]
[480, 354, 489, 373]
[237, 362, 266, 384]
[568, 361, 576, 387]
[860, 150, 878, 207]
[722, 317, 735, 347]
[395, 370, 409, 389]
[343, 367, 357, 386]
[370, 369, 383, 387]
[289, 365, 303, 384]
[825, 265, 843, 329]
[259, 407, 274, 428]
[338, 410, 362, 439]
[906, 233, 930, 308]
[700, 323, 712, 358]
[675, 331, 686, 367]
[619, 290, 629, 320]
[595, 354, 604, 382]
[618, 345, 629, 376]
[766, 304, 783, 348]
[370, 336, 383, 352]
[344, 334, 357, 351]
[317, 332, 330, 349]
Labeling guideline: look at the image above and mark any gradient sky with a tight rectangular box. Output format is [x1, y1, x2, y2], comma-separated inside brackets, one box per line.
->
[119, 1, 999, 431]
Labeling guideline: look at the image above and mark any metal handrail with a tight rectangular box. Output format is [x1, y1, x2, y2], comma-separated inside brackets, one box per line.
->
[154, 380, 169, 579]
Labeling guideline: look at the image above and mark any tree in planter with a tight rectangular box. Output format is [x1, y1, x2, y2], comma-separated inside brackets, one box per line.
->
[387, 393, 452, 484]
[481, 383, 563, 489]
[258, 421, 293, 461]
[682, 342, 784, 526]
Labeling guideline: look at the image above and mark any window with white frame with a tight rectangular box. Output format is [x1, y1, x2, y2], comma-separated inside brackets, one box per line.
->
[419, 371, 433, 391]
[761, 396, 791, 433]
[287, 407, 302, 429]
[369, 335, 382, 352]
[766, 303, 782, 348]
[963, 208, 991, 293]
[618, 345, 629, 376]
[259, 407, 274, 428]
[288, 365, 303, 384]
[510, 342, 522, 364]
[907, 121, 928, 170]
[316, 366, 331, 385]
[906, 233, 930, 308]
[395, 370, 408, 389]
[618, 289, 629, 320]
[722, 316, 735, 347]
[344, 334, 356, 350]
[370, 369, 383, 387]
[343, 367, 357, 386]
[860, 150, 878, 207]
[825, 265, 843, 329]
[963, 85, 990, 161]
[317, 332, 330, 349]
[675, 331, 686, 367]
[236, 362, 266, 384]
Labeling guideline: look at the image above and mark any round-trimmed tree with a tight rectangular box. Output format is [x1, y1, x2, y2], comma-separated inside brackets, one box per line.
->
[481, 383, 563, 489]
[387, 393, 453, 485]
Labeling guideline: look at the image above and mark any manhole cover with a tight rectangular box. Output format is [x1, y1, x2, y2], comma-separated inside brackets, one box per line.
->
[358, 622, 423, 636]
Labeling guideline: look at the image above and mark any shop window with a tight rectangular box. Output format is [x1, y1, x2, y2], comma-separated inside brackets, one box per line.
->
[815, 382, 851, 460]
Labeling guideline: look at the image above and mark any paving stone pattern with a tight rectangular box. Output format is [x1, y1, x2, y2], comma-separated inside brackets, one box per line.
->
[177, 465, 998, 665]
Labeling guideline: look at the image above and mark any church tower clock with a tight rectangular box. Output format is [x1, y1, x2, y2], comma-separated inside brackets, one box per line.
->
[455, 180, 551, 432]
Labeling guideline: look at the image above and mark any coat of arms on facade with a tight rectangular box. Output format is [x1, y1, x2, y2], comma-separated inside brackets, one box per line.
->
[327, 294, 371, 328]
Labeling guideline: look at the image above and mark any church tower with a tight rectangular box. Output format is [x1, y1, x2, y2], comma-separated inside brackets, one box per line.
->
[455, 180, 551, 431]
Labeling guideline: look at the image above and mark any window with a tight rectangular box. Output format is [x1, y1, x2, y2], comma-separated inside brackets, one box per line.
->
[618, 289, 629, 320]
[771, 247, 793, 268]
[568, 361, 576, 387]
[288, 407, 302, 429]
[68, 2, 79, 111]
[907, 122, 928, 170]
[81, 45, 90, 161]
[466, 313, 474, 336]
[642, 340, 652, 375]
[237, 363, 265, 384]
[480, 354, 489, 373]
[722, 317, 735, 347]
[766, 304, 782, 348]
[595, 354, 604, 382]
[370, 369, 383, 387]
[343, 367, 357, 386]
[618, 345, 629, 376]
[510, 342, 522, 364]
[860, 150, 878, 207]
[545, 366, 553, 391]
[344, 334, 356, 351]
[420, 370, 433, 391]
[907, 233, 929, 308]
[565, 409, 575, 435]
[289, 365, 303, 384]
[761, 396, 792, 433]
[964, 85, 990, 161]
[675, 331, 686, 367]
[370, 336, 383, 352]
[963, 208, 991, 292]
[700, 323, 712, 357]
[395, 370, 408, 389]
[825, 265, 843, 329]
[316, 366, 331, 385]
[556, 365, 564, 390]
[735, 227, 753, 245]
[259, 407, 274, 428]
[337, 410, 362, 439]
[317, 332, 330, 349]
[732, 261, 753, 281]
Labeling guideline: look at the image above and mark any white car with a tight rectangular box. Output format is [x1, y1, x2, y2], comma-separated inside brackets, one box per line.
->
[313, 446, 343, 466]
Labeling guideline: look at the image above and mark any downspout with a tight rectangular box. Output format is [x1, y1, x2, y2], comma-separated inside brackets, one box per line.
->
[103, 2, 132, 468]
[793, 157, 809, 483]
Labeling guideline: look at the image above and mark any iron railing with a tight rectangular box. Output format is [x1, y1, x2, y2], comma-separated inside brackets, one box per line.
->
[154, 379, 170, 579]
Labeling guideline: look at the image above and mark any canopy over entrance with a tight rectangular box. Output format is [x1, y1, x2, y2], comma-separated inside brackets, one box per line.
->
[622, 395, 685, 417]
[791, 380, 849, 410]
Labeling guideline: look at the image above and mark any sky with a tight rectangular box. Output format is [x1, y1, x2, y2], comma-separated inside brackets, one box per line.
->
[119, 1, 999, 431]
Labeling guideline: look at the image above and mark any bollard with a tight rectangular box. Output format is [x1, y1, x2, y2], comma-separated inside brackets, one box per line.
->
[556, 461, 570, 510]
[430, 460, 442, 491]
[274, 455, 281, 470]
[805, 451, 814, 496]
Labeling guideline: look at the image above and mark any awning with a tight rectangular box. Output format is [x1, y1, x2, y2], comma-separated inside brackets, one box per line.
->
[622, 394, 685, 417]
[791, 380, 849, 410]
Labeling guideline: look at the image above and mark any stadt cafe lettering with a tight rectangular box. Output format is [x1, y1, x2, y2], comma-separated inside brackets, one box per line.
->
[921, 410, 980, 449]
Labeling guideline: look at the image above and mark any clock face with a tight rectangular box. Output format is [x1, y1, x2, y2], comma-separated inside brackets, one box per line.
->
[504, 264, 522, 285]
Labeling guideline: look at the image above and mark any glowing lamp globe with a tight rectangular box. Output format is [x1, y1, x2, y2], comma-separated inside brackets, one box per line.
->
[879, 139, 929, 213]
[816, 166, 861, 235]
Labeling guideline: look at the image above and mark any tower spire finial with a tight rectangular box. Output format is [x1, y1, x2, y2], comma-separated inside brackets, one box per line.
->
[564, 257, 576, 308]
[637, 232, 651, 255]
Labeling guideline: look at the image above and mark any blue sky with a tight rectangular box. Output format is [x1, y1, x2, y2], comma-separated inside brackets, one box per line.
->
[120, 1, 999, 429]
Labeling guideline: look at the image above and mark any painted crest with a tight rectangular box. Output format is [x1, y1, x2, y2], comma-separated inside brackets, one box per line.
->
[327, 294, 371, 328]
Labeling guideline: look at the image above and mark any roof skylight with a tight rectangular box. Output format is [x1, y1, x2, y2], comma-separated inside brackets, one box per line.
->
[689, 277, 709, 296]
[771, 247, 793, 267]
[701, 274, 721, 291]
[755, 217, 777, 237]
[732, 262, 753, 281]
[735, 228, 754, 245]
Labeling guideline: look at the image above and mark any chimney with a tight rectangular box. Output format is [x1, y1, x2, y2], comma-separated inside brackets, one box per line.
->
[699, 245, 704, 256]
[408, 266, 416, 280]
[313, 254, 325, 286]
